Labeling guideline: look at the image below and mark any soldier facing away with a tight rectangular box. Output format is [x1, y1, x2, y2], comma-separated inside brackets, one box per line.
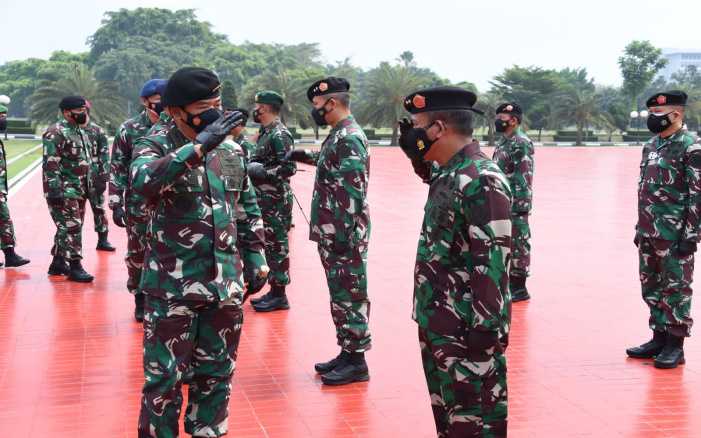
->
[399, 86, 512, 438]
[0, 105, 30, 267]
[286, 77, 372, 385]
[627, 90, 700, 369]
[130, 67, 269, 437]
[492, 102, 534, 302]
[42, 96, 96, 282]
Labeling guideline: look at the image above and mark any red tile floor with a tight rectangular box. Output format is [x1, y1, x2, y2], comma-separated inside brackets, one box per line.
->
[0, 147, 700, 438]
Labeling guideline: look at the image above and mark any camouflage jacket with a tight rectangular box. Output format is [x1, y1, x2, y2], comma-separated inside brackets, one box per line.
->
[42, 116, 93, 199]
[249, 119, 296, 196]
[235, 133, 256, 162]
[637, 128, 701, 242]
[413, 141, 512, 338]
[130, 125, 267, 304]
[299, 115, 371, 248]
[0, 139, 7, 195]
[109, 111, 154, 209]
[84, 121, 110, 184]
[492, 127, 534, 214]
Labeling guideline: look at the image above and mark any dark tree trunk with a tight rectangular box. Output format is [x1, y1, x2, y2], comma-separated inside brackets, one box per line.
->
[391, 125, 398, 146]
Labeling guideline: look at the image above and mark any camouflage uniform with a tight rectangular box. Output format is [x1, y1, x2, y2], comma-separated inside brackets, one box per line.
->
[298, 115, 371, 352]
[250, 119, 296, 287]
[0, 139, 17, 249]
[235, 133, 256, 162]
[42, 116, 93, 260]
[130, 124, 267, 437]
[414, 142, 512, 438]
[84, 121, 110, 234]
[636, 129, 701, 338]
[109, 111, 155, 295]
[492, 127, 534, 279]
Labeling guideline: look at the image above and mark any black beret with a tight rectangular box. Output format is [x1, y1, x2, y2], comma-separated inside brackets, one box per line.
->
[646, 90, 688, 108]
[307, 77, 350, 102]
[496, 102, 522, 117]
[59, 95, 86, 111]
[225, 107, 249, 122]
[162, 67, 221, 107]
[403, 86, 482, 114]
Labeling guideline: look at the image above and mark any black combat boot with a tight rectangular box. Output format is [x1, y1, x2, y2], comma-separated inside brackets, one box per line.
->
[250, 290, 272, 305]
[252, 285, 290, 312]
[314, 350, 350, 374]
[626, 330, 666, 359]
[134, 293, 145, 323]
[96, 232, 116, 251]
[68, 260, 94, 283]
[48, 255, 69, 276]
[3, 247, 29, 267]
[321, 351, 369, 386]
[654, 334, 685, 369]
[510, 275, 530, 302]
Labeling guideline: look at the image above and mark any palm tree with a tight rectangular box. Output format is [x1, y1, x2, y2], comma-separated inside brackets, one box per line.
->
[29, 63, 125, 131]
[552, 87, 606, 145]
[474, 91, 501, 146]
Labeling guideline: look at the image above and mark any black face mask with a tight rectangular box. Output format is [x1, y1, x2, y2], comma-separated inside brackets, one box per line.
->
[149, 101, 164, 115]
[71, 112, 87, 125]
[0, 119, 6, 131]
[495, 119, 509, 133]
[252, 109, 262, 124]
[647, 112, 675, 134]
[184, 107, 222, 133]
[398, 121, 437, 161]
[310, 99, 333, 127]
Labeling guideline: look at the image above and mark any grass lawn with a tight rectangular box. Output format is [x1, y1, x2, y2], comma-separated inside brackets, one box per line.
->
[2, 139, 42, 181]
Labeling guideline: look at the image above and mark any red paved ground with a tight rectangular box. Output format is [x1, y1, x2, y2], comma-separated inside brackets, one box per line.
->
[0, 147, 700, 438]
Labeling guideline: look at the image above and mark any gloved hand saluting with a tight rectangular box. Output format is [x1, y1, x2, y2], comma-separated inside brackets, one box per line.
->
[398, 118, 432, 182]
[195, 111, 246, 153]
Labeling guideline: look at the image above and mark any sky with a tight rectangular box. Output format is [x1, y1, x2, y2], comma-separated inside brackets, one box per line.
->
[1, 0, 700, 90]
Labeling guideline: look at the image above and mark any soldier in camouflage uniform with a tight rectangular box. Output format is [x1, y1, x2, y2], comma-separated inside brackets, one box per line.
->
[109, 79, 168, 322]
[0, 105, 30, 267]
[246, 91, 296, 312]
[492, 102, 534, 302]
[42, 96, 95, 282]
[83, 101, 115, 252]
[627, 90, 700, 369]
[399, 87, 512, 438]
[286, 77, 371, 385]
[131, 67, 269, 438]
[225, 108, 255, 160]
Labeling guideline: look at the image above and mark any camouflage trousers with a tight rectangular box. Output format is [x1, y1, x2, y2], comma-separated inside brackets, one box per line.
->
[419, 327, 507, 438]
[258, 191, 292, 287]
[139, 296, 244, 438]
[48, 197, 86, 260]
[126, 217, 148, 296]
[0, 195, 16, 249]
[87, 189, 108, 234]
[510, 213, 530, 278]
[317, 242, 371, 352]
[638, 237, 694, 337]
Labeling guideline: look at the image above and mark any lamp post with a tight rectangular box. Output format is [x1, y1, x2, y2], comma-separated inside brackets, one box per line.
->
[630, 110, 639, 145]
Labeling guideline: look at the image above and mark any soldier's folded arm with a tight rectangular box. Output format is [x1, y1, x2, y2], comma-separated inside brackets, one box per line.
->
[109, 126, 131, 208]
[235, 174, 268, 273]
[465, 181, 512, 332]
[42, 130, 64, 199]
[268, 132, 297, 179]
[682, 142, 701, 242]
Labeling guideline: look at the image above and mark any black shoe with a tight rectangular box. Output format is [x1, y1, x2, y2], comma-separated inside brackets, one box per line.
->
[321, 353, 369, 385]
[48, 256, 69, 276]
[511, 290, 531, 302]
[134, 294, 145, 323]
[250, 291, 273, 305]
[626, 330, 666, 359]
[252, 294, 290, 312]
[315, 350, 350, 374]
[510, 276, 530, 302]
[68, 260, 94, 283]
[654, 335, 685, 369]
[96, 233, 116, 251]
[3, 248, 30, 267]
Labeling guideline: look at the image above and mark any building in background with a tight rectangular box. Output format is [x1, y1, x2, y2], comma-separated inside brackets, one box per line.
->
[660, 49, 701, 80]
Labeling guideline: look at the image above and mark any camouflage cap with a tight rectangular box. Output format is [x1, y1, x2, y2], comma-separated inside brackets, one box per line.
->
[646, 90, 688, 108]
[255, 90, 284, 106]
[0, 104, 7, 114]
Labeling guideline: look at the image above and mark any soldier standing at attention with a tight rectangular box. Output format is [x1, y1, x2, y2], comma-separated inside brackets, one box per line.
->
[83, 100, 115, 252]
[492, 102, 534, 302]
[131, 67, 268, 437]
[110, 78, 167, 322]
[42, 96, 95, 283]
[627, 90, 700, 369]
[398, 86, 512, 437]
[286, 77, 371, 385]
[0, 105, 30, 267]
[247, 91, 297, 312]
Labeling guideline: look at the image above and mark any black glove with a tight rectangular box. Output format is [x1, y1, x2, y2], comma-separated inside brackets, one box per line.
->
[466, 330, 500, 359]
[634, 234, 640, 247]
[47, 196, 64, 208]
[247, 162, 268, 183]
[399, 118, 431, 181]
[243, 267, 268, 302]
[112, 206, 127, 228]
[195, 111, 246, 153]
[284, 149, 311, 162]
[676, 240, 697, 257]
[93, 178, 107, 195]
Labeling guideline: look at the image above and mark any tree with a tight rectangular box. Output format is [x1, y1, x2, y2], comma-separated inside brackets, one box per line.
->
[597, 86, 630, 140]
[618, 40, 668, 110]
[220, 80, 238, 109]
[29, 64, 125, 130]
[473, 91, 501, 146]
[552, 86, 605, 145]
